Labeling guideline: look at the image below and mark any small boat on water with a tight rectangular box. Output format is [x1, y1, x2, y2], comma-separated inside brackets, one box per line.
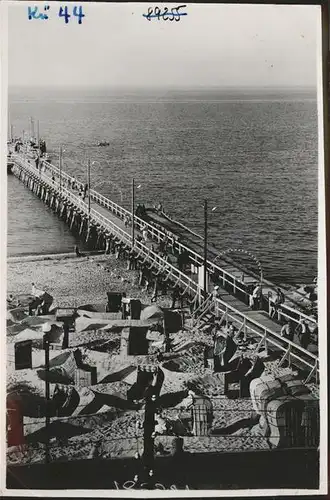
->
[97, 141, 110, 147]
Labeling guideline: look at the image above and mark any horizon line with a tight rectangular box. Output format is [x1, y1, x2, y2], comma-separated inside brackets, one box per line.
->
[8, 83, 317, 91]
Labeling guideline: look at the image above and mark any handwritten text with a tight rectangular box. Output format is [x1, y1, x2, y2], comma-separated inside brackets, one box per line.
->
[28, 5, 85, 24]
[143, 5, 187, 21]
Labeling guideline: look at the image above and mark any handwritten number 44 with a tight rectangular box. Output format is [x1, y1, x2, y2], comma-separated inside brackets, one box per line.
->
[59, 6, 85, 24]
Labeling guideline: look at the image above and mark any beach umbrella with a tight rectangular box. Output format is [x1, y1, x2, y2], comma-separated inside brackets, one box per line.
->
[140, 305, 164, 321]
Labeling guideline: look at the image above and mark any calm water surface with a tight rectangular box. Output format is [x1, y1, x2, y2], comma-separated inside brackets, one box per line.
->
[8, 87, 318, 284]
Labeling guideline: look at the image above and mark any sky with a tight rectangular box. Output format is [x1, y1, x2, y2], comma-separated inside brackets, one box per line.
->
[7, 2, 320, 89]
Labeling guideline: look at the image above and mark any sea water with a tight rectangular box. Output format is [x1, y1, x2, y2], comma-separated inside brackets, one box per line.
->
[7, 86, 318, 284]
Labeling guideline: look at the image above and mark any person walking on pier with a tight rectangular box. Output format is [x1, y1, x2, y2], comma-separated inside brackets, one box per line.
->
[142, 227, 149, 242]
[280, 320, 294, 341]
[275, 287, 285, 306]
[295, 319, 311, 350]
[124, 214, 130, 228]
[212, 285, 220, 301]
[249, 283, 262, 310]
[83, 183, 88, 201]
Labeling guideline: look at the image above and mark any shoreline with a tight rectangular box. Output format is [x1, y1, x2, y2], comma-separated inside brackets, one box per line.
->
[7, 250, 105, 264]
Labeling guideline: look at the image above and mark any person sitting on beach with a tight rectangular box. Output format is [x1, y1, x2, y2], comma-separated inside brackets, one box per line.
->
[31, 282, 53, 315]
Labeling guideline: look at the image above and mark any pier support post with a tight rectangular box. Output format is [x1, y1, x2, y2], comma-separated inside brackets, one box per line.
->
[66, 207, 72, 223]
[79, 218, 85, 236]
[151, 278, 159, 302]
[70, 213, 76, 231]
[60, 203, 67, 219]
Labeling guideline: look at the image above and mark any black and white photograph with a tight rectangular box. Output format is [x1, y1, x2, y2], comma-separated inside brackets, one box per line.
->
[3, 1, 327, 494]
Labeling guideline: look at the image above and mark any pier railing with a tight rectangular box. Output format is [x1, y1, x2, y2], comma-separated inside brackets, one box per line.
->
[10, 154, 319, 381]
[213, 300, 318, 384]
[36, 156, 316, 328]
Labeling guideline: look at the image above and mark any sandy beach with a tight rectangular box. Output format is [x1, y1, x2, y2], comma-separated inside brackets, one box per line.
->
[7, 252, 172, 310]
[6, 252, 319, 467]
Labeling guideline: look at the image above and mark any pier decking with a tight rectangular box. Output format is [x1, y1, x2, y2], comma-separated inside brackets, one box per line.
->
[8, 148, 319, 382]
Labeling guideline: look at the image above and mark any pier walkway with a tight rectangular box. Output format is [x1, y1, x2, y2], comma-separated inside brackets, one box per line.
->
[8, 149, 319, 382]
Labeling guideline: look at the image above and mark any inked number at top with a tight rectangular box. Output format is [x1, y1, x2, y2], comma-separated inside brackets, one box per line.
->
[143, 5, 187, 21]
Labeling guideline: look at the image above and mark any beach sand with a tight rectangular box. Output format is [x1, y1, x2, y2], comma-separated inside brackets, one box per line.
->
[7, 252, 316, 466]
[7, 252, 172, 309]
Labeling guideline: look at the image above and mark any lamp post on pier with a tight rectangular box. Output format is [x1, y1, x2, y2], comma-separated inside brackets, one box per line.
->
[87, 158, 91, 221]
[36, 120, 40, 154]
[203, 200, 208, 299]
[131, 179, 141, 249]
[203, 200, 217, 299]
[30, 117, 34, 141]
[132, 179, 135, 248]
[42, 322, 51, 464]
[59, 147, 63, 197]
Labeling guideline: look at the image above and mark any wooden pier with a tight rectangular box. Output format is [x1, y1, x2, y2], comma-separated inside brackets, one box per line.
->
[8, 148, 319, 382]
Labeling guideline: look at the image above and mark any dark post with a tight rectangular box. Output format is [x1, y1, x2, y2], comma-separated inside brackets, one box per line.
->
[59, 146, 62, 197]
[30, 116, 34, 140]
[132, 178, 135, 248]
[36, 120, 39, 153]
[163, 317, 170, 352]
[87, 159, 91, 224]
[44, 331, 51, 463]
[204, 199, 208, 299]
[143, 392, 156, 480]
